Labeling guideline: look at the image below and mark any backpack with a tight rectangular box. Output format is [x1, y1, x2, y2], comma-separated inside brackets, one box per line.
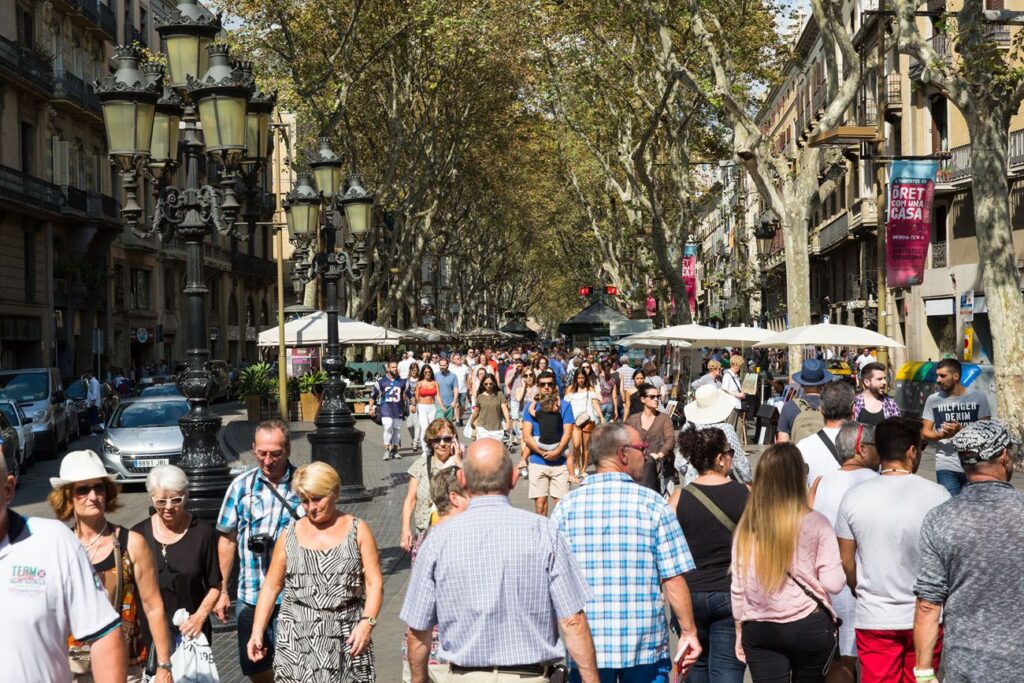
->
[790, 398, 825, 444]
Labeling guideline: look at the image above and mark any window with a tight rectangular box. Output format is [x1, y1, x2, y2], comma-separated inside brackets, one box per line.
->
[113, 263, 125, 309]
[20, 123, 33, 174]
[17, 8, 34, 48]
[209, 277, 220, 312]
[261, 225, 269, 260]
[164, 267, 176, 311]
[24, 231, 35, 302]
[130, 268, 151, 310]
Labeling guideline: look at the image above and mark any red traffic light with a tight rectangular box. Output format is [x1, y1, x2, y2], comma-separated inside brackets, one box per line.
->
[579, 286, 592, 296]
[605, 286, 618, 296]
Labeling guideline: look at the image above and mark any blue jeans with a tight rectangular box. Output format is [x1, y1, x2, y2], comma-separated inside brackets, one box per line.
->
[688, 591, 746, 683]
[936, 469, 967, 496]
[570, 658, 671, 683]
[236, 600, 279, 675]
[601, 403, 615, 421]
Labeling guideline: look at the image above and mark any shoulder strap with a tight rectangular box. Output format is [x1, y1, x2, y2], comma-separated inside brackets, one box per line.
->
[796, 398, 812, 412]
[816, 429, 842, 465]
[111, 528, 124, 613]
[682, 485, 736, 532]
[265, 475, 301, 520]
[787, 571, 840, 627]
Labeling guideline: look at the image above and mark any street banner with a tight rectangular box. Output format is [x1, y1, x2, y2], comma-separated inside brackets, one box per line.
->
[682, 242, 697, 316]
[886, 159, 939, 287]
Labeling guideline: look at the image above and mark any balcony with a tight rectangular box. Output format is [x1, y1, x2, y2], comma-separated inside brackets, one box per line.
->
[0, 35, 54, 96]
[61, 0, 116, 39]
[817, 212, 851, 254]
[97, 3, 117, 39]
[53, 70, 103, 118]
[87, 191, 121, 223]
[910, 33, 951, 80]
[231, 251, 278, 283]
[0, 165, 64, 214]
[936, 144, 971, 186]
[61, 185, 89, 215]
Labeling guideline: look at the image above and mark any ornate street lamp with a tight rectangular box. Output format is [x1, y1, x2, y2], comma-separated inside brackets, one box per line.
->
[95, 0, 274, 517]
[286, 141, 374, 502]
[754, 212, 779, 329]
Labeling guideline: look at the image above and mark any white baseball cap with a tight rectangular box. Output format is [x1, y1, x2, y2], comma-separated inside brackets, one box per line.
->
[50, 450, 117, 489]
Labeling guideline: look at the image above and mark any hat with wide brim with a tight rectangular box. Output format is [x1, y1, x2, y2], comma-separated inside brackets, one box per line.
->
[684, 384, 736, 425]
[50, 450, 117, 489]
[791, 358, 834, 386]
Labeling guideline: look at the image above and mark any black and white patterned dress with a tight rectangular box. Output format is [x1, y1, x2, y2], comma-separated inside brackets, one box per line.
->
[274, 518, 375, 682]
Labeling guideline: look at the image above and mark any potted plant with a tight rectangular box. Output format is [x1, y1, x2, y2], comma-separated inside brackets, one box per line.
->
[298, 370, 327, 421]
[237, 363, 273, 422]
[286, 376, 301, 421]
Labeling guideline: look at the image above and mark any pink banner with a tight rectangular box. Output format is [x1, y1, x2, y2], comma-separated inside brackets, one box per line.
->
[886, 160, 939, 288]
[682, 243, 697, 316]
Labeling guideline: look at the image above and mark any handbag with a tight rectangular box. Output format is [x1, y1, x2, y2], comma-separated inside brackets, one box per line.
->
[788, 572, 842, 674]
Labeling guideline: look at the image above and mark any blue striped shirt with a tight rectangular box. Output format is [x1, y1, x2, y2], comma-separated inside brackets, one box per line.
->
[216, 464, 304, 604]
[400, 495, 592, 666]
[551, 472, 695, 668]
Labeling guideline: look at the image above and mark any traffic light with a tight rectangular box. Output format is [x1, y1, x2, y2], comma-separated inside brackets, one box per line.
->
[605, 285, 618, 296]
[578, 286, 592, 296]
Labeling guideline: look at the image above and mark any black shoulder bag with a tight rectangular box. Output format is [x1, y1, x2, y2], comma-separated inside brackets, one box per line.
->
[787, 571, 841, 674]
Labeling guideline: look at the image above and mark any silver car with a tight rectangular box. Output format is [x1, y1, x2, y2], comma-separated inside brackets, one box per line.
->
[0, 400, 34, 469]
[100, 396, 190, 483]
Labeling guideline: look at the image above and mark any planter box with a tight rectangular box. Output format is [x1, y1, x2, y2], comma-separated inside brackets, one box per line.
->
[244, 395, 261, 422]
[300, 392, 321, 421]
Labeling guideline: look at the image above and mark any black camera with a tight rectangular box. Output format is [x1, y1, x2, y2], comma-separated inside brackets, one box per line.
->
[247, 533, 275, 562]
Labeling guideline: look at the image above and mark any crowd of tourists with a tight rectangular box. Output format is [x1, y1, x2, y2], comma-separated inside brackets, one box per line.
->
[2, 344, 1021, 683]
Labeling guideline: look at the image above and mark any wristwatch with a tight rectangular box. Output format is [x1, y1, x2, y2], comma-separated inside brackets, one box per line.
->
[360, 615, 377, 627]
[157, 662, 173, 673]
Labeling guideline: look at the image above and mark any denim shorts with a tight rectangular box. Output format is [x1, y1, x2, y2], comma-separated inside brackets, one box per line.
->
[236, 600, 279, 675]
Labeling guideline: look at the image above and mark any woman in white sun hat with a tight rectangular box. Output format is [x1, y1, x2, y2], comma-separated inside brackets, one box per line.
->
[48, 450, 174, 683]
[676, 384, 752, 486]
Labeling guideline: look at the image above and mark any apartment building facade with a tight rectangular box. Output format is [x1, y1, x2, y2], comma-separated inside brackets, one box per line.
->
[0, 0, 281, 377]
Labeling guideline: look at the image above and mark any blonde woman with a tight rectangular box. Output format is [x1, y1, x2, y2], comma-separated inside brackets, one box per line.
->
[722, 355, 747, 432]
[399, 418, 462, 551]
[247, 462, 383, 682]
[48, 450, 174, 683]
[730, 444, 845, 682]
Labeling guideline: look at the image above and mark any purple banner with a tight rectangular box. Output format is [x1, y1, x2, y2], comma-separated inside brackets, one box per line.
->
[886, 160, 939, 288]
[682, 243, 697, 316]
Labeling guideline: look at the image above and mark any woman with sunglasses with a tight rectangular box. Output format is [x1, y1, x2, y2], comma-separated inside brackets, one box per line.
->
[132, 465, 221, 652]
[731, 444, 845, 683]
[565, 368, 603, 479]
[470, 374, 511, 441]
[667, 428, 749, 683]
[622, 369, 647, 421]
[625, 382, 675, 494]
[48, 450, 174, 682]
[399, 418, 462, 551]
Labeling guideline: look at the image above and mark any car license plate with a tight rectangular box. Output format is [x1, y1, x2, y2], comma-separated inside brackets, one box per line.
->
[134, 458, 169, 469]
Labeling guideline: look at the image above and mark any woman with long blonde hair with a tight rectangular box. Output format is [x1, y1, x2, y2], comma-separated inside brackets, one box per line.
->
[730, 444, 845, 682]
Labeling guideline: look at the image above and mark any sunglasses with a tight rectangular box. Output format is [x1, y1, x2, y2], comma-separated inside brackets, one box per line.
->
[73, 482, 107, 497]
[643, 394, 660, 399]
[151, 496, 185, 508]
[430, 436, 455, 444]
[538, 382, 555, 387]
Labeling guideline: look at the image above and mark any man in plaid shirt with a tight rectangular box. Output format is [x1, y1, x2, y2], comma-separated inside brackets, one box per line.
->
[852, 362, 901, 426]
[551, 422, 702, 682]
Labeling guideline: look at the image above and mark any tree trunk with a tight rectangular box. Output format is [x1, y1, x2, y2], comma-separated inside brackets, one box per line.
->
[967, 115, 1024, 434]
[782, 205, 811, 375]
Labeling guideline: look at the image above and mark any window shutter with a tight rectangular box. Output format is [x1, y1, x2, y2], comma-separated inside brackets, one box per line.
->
[986, 0, 1005, 11]
[53, 139, 70, 186]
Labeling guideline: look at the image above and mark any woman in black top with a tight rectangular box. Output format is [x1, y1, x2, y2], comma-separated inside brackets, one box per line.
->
[667, 427, 749, 683]
[133, 465, 222, 647]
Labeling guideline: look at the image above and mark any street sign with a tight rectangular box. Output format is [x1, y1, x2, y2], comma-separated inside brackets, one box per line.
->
[960, 290, 974, 322]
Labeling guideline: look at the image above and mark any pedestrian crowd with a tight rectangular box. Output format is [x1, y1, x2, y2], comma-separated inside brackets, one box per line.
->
[3, 344, 1021, 683]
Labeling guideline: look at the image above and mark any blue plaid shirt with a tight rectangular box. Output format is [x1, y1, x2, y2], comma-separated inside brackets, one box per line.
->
[551, 472, 695, 668]
[400, 495, 592, 667]
[216, 464, 304, 604]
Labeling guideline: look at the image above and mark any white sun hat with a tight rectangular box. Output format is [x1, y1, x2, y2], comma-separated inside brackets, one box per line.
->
[49, 450, 117, 489]
[683, 384, 736, 425]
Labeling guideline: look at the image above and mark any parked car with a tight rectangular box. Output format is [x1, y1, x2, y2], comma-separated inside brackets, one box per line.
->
[0, 409, 21, 486]
[894, 361, 998, 420]
[135, 375, 177, 396]
[66, 379, 121, 433]
[100, 396, 190, 483]
[139, 384, 183, 397]
[0, 400, 34, 470]
[0, 368, 68, 458]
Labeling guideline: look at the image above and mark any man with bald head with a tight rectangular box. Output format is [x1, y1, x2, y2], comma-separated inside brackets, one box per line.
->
[401, 439, 599, 683]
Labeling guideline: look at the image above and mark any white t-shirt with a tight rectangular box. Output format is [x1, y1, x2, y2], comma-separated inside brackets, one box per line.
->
[835, 475, 950, 629]
[567, 389, 600, 422]
[397, 357, 414, 379]
[855, 354, 874, 371]
[0, 514, 121, 683]
[796, 427, 842, 487]
[722, 370, 743, 410]
[812, 468, 878, 527]
[449, 363, 469, 393]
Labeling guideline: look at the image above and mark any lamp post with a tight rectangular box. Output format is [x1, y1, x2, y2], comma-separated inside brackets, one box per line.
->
[285, 139, 374, 503]
[94, 0, 273, 518]
[754, 214, 779, 330]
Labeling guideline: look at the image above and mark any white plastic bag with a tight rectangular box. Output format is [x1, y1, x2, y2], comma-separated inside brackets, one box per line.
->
[169, 608, 219, 683]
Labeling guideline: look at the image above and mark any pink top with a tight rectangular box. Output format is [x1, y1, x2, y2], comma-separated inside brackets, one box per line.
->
[730, 510, 845, 623]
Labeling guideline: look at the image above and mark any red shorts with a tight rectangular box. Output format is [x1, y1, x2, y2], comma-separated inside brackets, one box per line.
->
[855, 628, 943, 683]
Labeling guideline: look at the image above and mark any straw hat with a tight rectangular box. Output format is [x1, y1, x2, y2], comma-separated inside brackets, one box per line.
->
[684, 384, 736, 425]
[49, 450, 116, 489]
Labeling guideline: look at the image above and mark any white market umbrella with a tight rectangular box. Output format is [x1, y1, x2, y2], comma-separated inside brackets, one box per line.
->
[687, 326, 774, 348]
[257, 311, 401, 347]
[753, 323, 905, 349]
[646, 323, 719, 342]
[617, 333, 691, 348]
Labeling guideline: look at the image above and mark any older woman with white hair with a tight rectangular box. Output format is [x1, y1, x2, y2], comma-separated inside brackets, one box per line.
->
[131, 465, 221, 648]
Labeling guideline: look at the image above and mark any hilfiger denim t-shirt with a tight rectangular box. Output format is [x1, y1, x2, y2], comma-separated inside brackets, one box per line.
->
[0, 513, 120, 683]
[922, 389, 991, 472]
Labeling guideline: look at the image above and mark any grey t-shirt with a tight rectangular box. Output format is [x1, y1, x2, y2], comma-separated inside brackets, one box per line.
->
[922, 389, 991, 472]
[915, 482, 1024, 682]
[835, 474, 950, 629]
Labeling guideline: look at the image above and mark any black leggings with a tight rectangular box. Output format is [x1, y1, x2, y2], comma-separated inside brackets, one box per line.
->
[742, 610, 836, 682]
